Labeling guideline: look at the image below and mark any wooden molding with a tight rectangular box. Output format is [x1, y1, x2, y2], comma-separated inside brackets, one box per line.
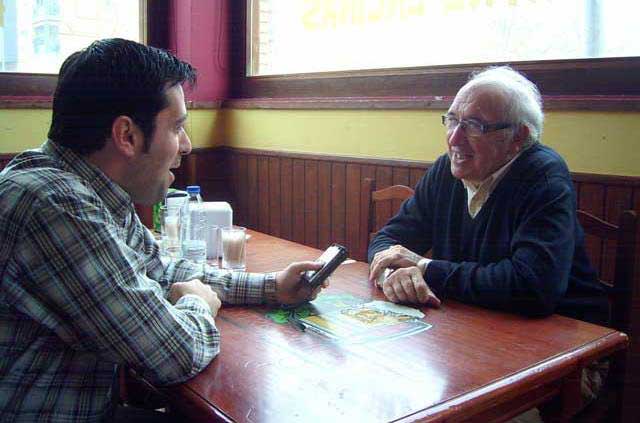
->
[224, 95, 640, 111]
[224, 96, 454, 110]
[0, 98, 53, 109]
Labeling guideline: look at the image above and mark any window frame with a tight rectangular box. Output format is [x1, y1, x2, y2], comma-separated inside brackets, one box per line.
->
[0, 0, 166, 104]
[228, 1, 640, 111]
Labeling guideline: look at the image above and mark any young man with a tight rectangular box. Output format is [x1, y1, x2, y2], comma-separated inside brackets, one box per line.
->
[0, 38, 324, 422]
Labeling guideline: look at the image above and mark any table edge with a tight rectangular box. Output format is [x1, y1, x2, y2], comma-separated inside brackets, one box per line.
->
[394, 331, 628, 422]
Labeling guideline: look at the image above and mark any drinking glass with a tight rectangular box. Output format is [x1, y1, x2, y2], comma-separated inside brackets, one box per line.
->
[221, 226, 247, 270]
[159, 205, 183, 259]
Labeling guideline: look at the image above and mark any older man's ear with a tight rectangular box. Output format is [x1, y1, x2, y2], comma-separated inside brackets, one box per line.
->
[513, 124, 530, 151]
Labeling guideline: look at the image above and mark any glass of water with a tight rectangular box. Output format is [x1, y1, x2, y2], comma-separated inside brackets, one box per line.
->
[182, 208, 208, 273]
[159, 205, 183, 259]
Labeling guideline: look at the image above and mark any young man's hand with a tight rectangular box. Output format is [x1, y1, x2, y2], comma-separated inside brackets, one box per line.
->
[275, 261, 326, 305]
[169, 279, 222, 317]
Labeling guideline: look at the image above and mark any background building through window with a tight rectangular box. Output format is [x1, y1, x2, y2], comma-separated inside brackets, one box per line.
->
[0, 0, 140, 74]
[249, 0, 640, 76]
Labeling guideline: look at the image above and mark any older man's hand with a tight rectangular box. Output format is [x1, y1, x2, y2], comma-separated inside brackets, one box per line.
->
[369, 245, 425, 284]
[381, 266, 441, 307]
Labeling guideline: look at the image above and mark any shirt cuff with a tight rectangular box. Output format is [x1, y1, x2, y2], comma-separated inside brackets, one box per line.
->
[417, 257, 431, 275]
[263, 272, 278, 304]
[224, 271, 278, 305]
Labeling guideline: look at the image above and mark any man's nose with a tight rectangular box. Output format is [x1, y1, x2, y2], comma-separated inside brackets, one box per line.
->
[447, 124, 466, 146]
[180, 130, 192, 156]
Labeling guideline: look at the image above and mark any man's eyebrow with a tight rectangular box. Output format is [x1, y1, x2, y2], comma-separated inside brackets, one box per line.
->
[176, 114, 188, 125]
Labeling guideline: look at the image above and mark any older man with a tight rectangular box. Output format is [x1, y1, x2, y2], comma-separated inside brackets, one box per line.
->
[368, 66, 607, 325]
[0, 39, 323, 422]
[368, 65, 609, 423]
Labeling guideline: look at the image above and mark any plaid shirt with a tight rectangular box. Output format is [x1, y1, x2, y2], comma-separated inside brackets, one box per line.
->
[0, 140, 277, 422]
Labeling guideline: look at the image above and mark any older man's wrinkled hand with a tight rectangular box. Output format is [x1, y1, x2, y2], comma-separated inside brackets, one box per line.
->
[380, 266, 441, 307]
[369, 245, 424, 284]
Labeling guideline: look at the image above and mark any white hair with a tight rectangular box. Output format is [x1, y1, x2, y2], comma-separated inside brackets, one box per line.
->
[465, 66, 544, 148]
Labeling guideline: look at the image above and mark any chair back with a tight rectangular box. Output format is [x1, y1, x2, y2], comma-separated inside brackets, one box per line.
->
[360, 178, 414, 257]
[577, 209, 637, 334]
[575, 209, 637, 422]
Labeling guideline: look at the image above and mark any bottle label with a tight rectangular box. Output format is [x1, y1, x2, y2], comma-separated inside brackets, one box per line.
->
[152, 202, 162, 233]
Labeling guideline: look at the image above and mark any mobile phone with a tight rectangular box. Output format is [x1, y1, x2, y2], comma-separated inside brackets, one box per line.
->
[303, 244, 348, 287]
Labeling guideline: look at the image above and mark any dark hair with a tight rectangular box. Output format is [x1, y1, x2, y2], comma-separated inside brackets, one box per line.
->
[48, 38, 196, 154]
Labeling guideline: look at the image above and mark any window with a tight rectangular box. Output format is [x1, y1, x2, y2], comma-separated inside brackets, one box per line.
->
[1, 0, 140, 74]
[249, 0, 640, 76]
[0, 0, 167, 101]
[231, 0, 640, 110]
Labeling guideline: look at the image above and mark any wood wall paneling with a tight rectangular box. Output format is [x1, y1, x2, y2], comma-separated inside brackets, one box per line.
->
[257, 156, 270, 233]
[246, 156, 259, 229]
[579, 183, 606, 273]
[280, 157, 293, 241]
[292, 159, 306, 245]
[305, 160, 319, 248]
[603, 186, 635, 283]
[268, 157, 282, 238]
[345, 164, 362, 258]
[331, 163, 347, 248]
[318, 161, 332, 250]
[232, 153, 247, 226]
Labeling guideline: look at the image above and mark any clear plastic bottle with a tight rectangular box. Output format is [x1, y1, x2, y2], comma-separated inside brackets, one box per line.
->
[182, 186, 207, 267]
[186, 185, 203, 205]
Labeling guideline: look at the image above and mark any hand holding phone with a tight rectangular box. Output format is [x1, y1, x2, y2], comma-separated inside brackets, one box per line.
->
[302, 244, 348, 287]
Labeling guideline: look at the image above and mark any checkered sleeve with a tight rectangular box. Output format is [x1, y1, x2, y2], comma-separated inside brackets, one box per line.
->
[140, 223, 278, 305]
[12, 183, 220, 386]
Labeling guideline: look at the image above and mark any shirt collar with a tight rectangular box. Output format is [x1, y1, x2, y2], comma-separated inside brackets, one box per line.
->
[461, 152, 523, 218]
[43, 140, 134, 220]
[462, 151, 523, 193]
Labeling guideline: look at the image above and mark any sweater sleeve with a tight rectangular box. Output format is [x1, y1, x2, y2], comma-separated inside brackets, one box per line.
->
[426, 174, 576, 317]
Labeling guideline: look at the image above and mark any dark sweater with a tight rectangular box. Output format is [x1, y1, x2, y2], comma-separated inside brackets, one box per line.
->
[368, 144, 608, 324]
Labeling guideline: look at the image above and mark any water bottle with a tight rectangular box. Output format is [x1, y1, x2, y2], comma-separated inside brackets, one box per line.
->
[182, 186, 207, 267]
[186, 185, 203, 205]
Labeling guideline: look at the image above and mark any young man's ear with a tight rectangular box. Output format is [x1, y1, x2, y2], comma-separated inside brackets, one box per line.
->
[110, 116, 143, 158]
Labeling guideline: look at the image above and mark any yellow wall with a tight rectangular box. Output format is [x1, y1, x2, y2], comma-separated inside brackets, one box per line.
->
[0, 109, 52, 153]
[0, 109, 220, 153]
[2, 107, 639, 177]
[219, 109, 640, 177]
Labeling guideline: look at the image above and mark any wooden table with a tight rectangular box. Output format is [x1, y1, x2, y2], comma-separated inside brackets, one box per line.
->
[166, 231, 628, 422]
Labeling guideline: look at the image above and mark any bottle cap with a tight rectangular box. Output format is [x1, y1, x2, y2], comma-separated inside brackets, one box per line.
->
[186, 185, 201, 194]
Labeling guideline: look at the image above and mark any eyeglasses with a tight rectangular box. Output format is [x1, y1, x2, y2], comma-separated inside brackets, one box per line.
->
[442, 115, 512, 137]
